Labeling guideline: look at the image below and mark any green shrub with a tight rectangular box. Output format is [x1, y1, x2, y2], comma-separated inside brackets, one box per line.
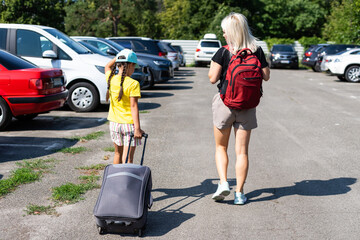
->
[298, 36, 327, 50]
[264, 38, 295, 50]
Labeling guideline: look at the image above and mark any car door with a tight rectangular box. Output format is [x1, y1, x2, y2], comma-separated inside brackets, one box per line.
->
[14, 29, 80, 80]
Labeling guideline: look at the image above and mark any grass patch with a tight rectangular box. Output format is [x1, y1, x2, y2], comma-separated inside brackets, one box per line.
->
[104, 146, 115, 152]
[76, 164, 107, 171]
[71, 131, 105, 141]
[58, 146, 87, 154]
[25, 204, 57, 215]
[51, 182, 99, 204]
[79, 175, 100, 183]
[0, 158, 56, 197]
[139, 110, 150, 114]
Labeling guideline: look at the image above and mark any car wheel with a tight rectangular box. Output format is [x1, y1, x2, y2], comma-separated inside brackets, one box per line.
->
[313, 62, 321, 72]
[141, 71, 154, 90]
[0, 98, 12, 130]
[15, 114, 38, 121]
[195, 61, 201, 67]
[345, 65, 360, 83]
[67, 82, 100, 112]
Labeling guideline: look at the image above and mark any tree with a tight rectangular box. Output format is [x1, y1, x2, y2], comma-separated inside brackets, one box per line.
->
[322, 0, 360, 44]
[0, 0, 67, 31]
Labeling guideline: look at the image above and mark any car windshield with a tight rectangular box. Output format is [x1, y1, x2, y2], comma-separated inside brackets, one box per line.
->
[172, 45, 182, 52]
[159, 42, 176, 52]
[0, 50, 37, 70]
[201, 41, 220, 48]
[78, 41, 107, 56]
[44, 29, 90, 54]
[272, 45, 294, 52]
[103, 39, 125, 51]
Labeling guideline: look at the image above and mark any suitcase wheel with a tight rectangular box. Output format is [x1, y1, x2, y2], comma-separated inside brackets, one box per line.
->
[138, 228, 142, 237]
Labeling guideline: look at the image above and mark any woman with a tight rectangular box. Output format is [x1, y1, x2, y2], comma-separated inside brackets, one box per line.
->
[208, 12, 270, 205]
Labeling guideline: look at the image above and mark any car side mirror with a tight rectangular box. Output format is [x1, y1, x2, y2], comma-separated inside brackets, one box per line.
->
[42, 50, 57, 59]
[106, 49, 117, 56]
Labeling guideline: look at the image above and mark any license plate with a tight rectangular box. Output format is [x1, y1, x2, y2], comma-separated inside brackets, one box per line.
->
[281, 60, 290, 64]
[53, 77, 63, 87]
[205, 52, 214, 55]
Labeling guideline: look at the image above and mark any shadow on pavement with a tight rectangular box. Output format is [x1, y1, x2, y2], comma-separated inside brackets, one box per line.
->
[0, 136, 77, 162]
[246, 177, 357, 203]
[144, 178, 230, 236]
[4, 116, 107, 131]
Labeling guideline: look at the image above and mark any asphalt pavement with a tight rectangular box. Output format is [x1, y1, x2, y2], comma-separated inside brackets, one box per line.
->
[0, 67, 359, 239]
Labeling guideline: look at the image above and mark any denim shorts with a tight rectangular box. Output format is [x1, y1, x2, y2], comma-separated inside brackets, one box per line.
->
[109, 121, 141, 146]
[212, 93, 257, 130]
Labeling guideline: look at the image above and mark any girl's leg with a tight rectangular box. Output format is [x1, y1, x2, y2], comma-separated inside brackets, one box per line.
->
[121, 146, 136, 164]
[214, 126, 232, 184]
[113, 143, 123, 164]
[234, 128, 251, 193]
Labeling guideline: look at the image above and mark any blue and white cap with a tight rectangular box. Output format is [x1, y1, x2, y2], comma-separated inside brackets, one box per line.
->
[115, 49, 137, 64]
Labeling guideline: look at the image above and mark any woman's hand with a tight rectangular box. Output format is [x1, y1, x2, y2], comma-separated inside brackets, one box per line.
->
[134, 128, 144, 139]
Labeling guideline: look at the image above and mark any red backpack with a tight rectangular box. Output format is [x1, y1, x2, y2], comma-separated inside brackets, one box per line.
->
[220, 46, 263, 110]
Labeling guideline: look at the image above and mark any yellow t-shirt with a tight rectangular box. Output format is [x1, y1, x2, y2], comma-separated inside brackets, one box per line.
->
[106, 71, 141, 124]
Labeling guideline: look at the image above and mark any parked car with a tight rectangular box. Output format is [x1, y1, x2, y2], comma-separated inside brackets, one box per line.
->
[269, 44, 298, 69]
[327, 49, 360, 82]
[107, 37, 167, 57]
[75, 39, 151, 89]
[194, 33, 222, 67]
[157, 41, 180, 70]
[0, 23, 111, 112]
[72, 36, 173, 86]
[0, 50, 68, 130]
[172, 45, 186, 67]
[301, 44, 329, 72]
[315, 44, 360, 73]
[321, 48, 360, 73]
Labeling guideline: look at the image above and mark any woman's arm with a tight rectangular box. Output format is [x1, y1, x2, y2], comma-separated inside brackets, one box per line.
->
[105, 57, 116, 73]
[262, 67, 270, 81]
[130, 97, 143, 138]
[208, 61, 222, 84]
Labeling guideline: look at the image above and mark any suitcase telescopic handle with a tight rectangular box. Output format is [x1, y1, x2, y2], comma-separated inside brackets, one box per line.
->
[125, 133, 148, 165]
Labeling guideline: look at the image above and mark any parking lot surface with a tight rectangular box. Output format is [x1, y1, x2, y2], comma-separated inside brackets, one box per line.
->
[0, 67, 359, 239]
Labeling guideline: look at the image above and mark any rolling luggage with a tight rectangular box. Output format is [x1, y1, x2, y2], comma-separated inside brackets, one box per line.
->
[93, 133, 152, 236]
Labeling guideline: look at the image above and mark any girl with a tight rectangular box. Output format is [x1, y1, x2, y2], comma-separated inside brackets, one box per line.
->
[208, 12, 270, 205]
[105, 49, 144, 164]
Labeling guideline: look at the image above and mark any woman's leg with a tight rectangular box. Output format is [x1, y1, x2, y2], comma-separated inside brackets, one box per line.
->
[121, 146, 136, 164]
[113, 143, 123, 164]
[234, 128, 251, 193]
[214, 126, 232, 184]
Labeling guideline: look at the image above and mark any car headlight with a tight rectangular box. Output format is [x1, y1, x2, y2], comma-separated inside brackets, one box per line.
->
[153, 60, 168, 66]
[95, 65, 105, 74]
[334, 58, 340, 63]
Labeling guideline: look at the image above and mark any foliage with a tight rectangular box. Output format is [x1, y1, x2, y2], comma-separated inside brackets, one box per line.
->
[0, 158, 55, 196]
[25, 204, 57, 215]
[1, 0, 359, 45]
[0, 0, 68, 31]
[298, 36, 327, 49]
[58, 146, 87, 154]
[264, 38, 296, 50]
[322, 0, 360, 44]
[51, 182, 99, 203]
[71, 131, 105, 141]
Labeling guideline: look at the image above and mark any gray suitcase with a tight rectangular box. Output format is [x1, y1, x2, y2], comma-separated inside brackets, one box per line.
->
[93, 133, 152, 236]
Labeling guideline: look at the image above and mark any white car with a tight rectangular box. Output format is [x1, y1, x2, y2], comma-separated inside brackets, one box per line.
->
[321, 48, 360, 72]
[194, 33, 221, 67]
[0, 23, 110, 112]
[327, 48, 360, 82]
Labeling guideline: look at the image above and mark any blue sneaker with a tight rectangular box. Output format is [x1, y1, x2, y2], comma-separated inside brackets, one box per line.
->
[234, 192, 247, 205]
[212, 182, 230, 201]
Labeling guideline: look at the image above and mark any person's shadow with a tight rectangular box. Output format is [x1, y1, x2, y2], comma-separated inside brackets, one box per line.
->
[246, 177, 357, 203]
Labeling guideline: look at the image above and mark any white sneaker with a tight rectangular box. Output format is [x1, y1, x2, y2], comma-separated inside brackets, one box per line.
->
[234, 192, 247, 205]
[212, 181, 230, 201]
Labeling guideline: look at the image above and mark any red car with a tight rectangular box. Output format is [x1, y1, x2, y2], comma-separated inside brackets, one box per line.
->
[0, 50, 68, 130]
